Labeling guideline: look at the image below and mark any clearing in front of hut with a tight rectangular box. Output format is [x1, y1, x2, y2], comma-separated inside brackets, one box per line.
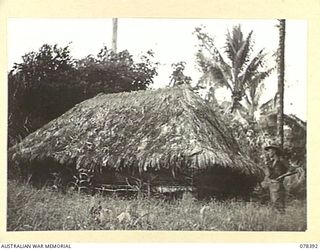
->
[7, 180, 306, 231]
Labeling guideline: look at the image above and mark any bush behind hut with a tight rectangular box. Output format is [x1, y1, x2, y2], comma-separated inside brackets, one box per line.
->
[8, 45, 158, 147]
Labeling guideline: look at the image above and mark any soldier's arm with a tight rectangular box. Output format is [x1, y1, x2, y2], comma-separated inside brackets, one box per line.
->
[275, 163, 298, 181]
[275, 171, 297, 181]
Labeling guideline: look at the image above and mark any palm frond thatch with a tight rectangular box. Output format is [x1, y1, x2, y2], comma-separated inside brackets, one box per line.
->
[8, 86, 262, 178]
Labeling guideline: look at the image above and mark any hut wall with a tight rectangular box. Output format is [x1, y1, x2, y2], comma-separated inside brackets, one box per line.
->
[11, 158, 75, 188]
[92, 168, 190, 187]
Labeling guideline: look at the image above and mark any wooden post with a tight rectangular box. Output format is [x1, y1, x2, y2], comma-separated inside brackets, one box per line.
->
[112, 18, 118, 53]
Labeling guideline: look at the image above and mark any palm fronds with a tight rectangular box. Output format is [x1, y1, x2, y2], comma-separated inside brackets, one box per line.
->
[194, 25, 272, 116]
[8, 86, 262, 178]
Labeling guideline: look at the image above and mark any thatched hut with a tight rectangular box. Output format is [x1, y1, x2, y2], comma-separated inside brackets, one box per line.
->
[8, 86, 263, 196]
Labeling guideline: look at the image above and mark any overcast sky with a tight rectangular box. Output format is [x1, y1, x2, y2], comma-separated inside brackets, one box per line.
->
[7, 18, 307, 120]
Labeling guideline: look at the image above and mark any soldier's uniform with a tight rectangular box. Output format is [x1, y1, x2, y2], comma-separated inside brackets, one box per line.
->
[263, 144, 289, 213]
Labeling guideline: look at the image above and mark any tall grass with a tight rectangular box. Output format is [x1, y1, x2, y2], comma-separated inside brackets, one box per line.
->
[7, 180, 306, 231]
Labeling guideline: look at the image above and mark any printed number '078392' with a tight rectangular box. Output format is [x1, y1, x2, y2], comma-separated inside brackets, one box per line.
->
[300, 244, 318, 248]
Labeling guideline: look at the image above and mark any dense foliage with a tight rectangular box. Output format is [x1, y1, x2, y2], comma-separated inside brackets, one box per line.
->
[169, 61, 192, 86]
[8, 44, 158, 146]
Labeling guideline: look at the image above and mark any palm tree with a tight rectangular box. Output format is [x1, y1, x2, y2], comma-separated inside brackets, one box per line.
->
[194, 25, 273, 118]
[112, 18, 118, 53]
[244, 75, 266, 124]
[277, 19, 286, 149]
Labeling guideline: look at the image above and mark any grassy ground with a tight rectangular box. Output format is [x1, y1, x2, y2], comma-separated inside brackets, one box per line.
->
[7, 180, 306, 231]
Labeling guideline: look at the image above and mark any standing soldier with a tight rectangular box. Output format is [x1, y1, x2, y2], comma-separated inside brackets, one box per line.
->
[263, 143, 297, 213]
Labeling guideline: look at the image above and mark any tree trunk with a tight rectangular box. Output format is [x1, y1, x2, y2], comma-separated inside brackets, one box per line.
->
[277, 19, 286, 149]
[112, 18, 118, 53]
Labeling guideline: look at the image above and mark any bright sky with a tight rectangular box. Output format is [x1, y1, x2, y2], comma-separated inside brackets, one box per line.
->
[7, 18, 307, 120]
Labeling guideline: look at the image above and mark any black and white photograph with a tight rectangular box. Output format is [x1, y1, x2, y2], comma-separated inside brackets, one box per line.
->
[6, 18, 307, 232]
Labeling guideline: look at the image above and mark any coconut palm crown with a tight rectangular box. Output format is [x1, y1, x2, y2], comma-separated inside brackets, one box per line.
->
[194, 25, 273, 117]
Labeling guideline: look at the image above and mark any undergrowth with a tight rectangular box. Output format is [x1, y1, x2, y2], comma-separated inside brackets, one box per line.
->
[7, 180, 306, 231]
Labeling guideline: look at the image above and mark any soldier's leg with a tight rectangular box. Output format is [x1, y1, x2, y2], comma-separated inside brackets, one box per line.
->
[269, 181, 285, 212]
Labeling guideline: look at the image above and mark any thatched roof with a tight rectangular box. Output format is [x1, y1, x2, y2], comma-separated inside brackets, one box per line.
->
[9, 86, 262, 177]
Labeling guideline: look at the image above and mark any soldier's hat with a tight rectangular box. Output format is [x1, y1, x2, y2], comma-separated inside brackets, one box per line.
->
[264, 143, 282, 154]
